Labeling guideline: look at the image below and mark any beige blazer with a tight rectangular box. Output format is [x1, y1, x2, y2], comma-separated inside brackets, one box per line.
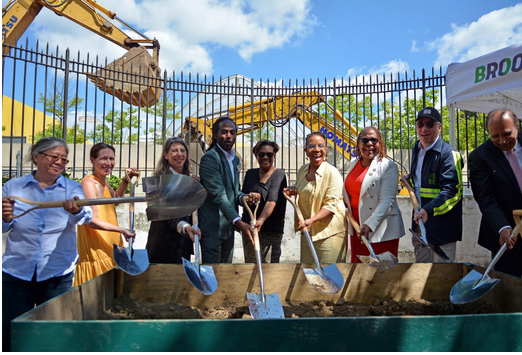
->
[343, 156, 405, 243]
[295, 161, 346, 242]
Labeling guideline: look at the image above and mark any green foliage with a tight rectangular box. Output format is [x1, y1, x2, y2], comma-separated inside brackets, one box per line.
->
[107, 174, 130, 194]
[87, 109, 140, 144]
[37, 77, 83, 122]
[61, 170, 81, 183]
[140, 93, 181, 145]
[34, 123, 86, 144]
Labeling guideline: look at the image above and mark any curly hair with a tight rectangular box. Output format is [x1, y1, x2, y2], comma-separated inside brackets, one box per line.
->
[355, 127, 386, 161]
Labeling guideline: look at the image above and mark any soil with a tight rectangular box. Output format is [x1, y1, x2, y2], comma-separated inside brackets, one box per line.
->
[99, 293, 496, 320]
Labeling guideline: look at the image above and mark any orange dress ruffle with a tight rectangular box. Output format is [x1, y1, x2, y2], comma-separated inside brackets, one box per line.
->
[73, 175, 123, 287]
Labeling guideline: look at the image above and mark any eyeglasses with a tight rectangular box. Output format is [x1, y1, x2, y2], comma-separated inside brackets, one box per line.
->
[360, 137, 379, 145]
[307, 143, 325, 150]
[257, 152, 274, 159]
[416, 121, 438, 129]
[42, 152, 69, 165]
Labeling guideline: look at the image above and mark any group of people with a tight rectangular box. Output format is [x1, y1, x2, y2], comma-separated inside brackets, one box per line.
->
[2, 108, 521, 351]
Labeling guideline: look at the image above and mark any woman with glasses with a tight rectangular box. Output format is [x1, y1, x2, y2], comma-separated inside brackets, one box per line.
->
[2, 137, 93, 351]
[146, 137, 201, 263]
[343, 127, 405, 263]
[283, 132, 347, 264]
[240, 140, 287, 263]
[74, 143, 139, 286]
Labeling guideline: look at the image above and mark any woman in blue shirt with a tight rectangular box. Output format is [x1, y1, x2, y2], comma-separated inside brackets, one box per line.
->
[2, 137, 92, 352]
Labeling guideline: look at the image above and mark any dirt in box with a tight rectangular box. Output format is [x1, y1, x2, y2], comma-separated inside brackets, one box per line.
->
[99, 293, 496, 320]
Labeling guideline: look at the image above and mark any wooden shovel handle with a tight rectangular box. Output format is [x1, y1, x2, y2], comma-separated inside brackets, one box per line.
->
[400, 175, 421, 211]
[346, 213, 361, 235]
[514, 210, 522, 239]
[125, 168, 141, 185]
[242, 195, 260, 250]
[283, 192, 310, 233]
[5, 195, 145, 219]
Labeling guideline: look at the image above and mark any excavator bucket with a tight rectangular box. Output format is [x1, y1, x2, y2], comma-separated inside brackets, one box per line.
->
[88, 47, 162, 107]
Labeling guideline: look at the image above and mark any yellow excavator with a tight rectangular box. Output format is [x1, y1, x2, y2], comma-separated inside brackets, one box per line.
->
[2, 0, 161, 107]
[180, 90, 408, 195]
[180, 90, 359, 163]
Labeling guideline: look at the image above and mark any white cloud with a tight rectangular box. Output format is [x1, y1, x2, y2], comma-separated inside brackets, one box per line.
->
[428, 3, 522, 67]
[411, 40, 420, 53]
[22, 0, 315, 75]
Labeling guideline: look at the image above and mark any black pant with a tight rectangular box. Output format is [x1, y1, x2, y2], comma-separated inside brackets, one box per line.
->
[492, 240, 522, 278]
[201, 231, 235, 264]
[2, 270, 73, 352]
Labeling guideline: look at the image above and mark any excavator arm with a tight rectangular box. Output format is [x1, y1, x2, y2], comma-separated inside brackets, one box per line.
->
[3, 0, 159, 58]
[181, 90, 359, 161]
[2, 0, 162, 107]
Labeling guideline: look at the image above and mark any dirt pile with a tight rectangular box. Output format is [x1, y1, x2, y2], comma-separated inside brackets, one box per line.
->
[99, 293, 495, 320]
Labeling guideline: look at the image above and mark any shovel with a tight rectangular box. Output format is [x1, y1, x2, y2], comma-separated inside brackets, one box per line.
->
[284, 193, 344, 295]
[113, 169, 149, 276]
[6, 173, 206, 221]
[450, 224, 519, 305]
[347, 213, 398, 269]
[400, 175, 450, 260]
[182, 210, 218, 295]
[243, 197, 284, 319]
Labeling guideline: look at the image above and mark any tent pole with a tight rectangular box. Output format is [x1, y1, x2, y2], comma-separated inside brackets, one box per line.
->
[449, 103, 456, 148]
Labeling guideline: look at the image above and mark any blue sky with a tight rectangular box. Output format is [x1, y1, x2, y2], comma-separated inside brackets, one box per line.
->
[3, 0, 522, 82]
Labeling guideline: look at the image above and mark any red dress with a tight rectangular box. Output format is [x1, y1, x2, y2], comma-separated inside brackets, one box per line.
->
[345, 161, 399, 263]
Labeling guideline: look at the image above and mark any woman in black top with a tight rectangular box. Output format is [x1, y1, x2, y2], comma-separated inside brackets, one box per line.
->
[241, 140, 287, 263]
[146, 137, 201, 263]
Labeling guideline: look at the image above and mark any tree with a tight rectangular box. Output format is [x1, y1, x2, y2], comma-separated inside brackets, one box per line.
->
[379, 89, 487, 151]
[37, 77, 83, 122]
[140, 92, 181, 145]
[34, 123, 86, 144]
[88, 108, 140, 144]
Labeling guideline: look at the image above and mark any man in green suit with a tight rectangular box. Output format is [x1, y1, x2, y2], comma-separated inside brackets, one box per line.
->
[199, 117, 260, 263]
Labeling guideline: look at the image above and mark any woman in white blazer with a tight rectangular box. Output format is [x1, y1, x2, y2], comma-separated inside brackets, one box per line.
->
[343, 127, 405, 263]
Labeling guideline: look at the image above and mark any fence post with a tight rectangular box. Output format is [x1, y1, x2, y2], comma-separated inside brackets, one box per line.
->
[62, 48, 70, 140]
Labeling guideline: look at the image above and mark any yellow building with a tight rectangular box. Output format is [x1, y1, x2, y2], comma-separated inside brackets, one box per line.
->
[2, 95, 58, 143]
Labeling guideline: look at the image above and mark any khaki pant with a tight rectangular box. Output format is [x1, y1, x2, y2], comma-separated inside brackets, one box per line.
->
[300, 232, 347, 264]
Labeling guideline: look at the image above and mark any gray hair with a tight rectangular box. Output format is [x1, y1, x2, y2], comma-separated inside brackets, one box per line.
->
[28, 137, 68, 164]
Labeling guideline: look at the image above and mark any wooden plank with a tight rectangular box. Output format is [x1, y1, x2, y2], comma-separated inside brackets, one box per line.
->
[122, 263, 522, 312]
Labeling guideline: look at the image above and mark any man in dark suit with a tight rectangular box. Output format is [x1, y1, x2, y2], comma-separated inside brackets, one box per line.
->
[198, 117, 259, 264]
[468, 109, 522, 278]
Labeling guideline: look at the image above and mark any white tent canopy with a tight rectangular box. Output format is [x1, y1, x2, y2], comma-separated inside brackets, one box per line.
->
[446, 42, 522, 116]
[445, 42, 522, 145]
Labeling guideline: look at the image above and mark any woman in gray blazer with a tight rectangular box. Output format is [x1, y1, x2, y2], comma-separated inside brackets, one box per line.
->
[343, 127, 405, 263]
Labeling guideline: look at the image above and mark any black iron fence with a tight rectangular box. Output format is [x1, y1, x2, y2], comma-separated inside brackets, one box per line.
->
[2, 41, 489, 186]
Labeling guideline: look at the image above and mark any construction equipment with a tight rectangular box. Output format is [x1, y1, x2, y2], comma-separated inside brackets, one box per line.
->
[2, 0, 161, 107]
[179, 90, 410, 196]
[181, 90, 359, 164]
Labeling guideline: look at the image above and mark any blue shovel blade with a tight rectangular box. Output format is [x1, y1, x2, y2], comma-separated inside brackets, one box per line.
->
[450, 269, 501, 305]
[246, 292, 285, 319]
[303, 264, 344, 295]
[182, 257, 218, 296]
[113, 244, 149, 276]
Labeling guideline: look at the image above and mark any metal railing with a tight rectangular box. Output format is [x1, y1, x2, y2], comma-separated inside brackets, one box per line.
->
[2, 41, 489, 185]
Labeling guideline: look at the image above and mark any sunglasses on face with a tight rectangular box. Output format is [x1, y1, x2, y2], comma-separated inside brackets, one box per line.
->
[257, 152, 274, 159]
[416, 121, 437, 129]
[360, 137, 378, 145]
[42, 152, 69, 164]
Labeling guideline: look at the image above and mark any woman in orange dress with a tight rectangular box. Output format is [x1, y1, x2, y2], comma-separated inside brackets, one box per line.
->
[73, 143, 139, 286]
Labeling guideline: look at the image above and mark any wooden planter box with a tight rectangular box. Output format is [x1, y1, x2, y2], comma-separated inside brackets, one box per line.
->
[11, 263, 522, 351]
